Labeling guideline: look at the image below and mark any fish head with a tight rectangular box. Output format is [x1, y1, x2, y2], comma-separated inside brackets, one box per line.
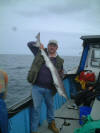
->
[62, 93, 68, 100]
[56, 86, 68, 100]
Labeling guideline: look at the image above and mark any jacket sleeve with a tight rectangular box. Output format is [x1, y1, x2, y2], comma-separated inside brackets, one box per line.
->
[59, 65, 64, 79]
[4, 71, 8, 88]
[57, 56, 64, 79]
[27, 41, 39, 56]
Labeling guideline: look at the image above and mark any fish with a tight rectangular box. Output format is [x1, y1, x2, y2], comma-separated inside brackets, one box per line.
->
[35, 32, 68, 100]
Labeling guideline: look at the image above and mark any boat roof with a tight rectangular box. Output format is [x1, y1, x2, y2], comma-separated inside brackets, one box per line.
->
[80, 35, 100, 44]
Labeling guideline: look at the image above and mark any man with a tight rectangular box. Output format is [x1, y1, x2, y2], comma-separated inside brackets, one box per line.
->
[27, 40, 64, 133]
[0, 70, 8, 133]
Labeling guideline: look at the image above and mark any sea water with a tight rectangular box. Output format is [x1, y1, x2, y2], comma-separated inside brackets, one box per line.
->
[0, 54, 80, 108]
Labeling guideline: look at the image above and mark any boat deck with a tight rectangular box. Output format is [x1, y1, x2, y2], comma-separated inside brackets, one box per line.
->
[38, 100, 81, 133]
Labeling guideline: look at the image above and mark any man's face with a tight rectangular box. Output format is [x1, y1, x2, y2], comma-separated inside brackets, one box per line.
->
[48, 44, 58, 55]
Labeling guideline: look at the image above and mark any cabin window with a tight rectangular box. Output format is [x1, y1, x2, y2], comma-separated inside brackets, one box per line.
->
[91, 48, 100, 67]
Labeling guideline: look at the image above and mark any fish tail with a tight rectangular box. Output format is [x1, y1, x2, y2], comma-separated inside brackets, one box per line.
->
[35, 32, 41, 47]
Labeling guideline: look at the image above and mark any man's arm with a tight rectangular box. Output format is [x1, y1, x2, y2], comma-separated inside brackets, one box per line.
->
[2, 71, 8, 99]
[27, 41, 39, 56]
[4, 72, 8, 89]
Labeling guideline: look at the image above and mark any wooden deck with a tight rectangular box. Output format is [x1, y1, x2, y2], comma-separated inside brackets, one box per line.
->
[38, 100, 81, 133]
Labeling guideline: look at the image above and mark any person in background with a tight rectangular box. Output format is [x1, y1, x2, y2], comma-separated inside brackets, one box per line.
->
[0, 70, 8, 133]
[74, 85, 95, 107]
[27, 40, 64, 133]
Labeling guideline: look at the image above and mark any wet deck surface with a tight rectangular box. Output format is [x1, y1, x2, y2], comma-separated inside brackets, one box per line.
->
[38, 100, 81, 133]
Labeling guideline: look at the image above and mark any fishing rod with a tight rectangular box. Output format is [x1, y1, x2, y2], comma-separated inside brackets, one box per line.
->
[55, 116, 85, 131]
[55, 116, 83, 121]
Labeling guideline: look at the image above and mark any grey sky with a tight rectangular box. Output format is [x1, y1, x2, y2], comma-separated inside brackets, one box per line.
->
[0, 0, 100, 55]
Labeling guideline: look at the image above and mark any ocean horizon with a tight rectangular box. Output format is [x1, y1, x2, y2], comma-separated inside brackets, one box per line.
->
[0, 54, 81, 108]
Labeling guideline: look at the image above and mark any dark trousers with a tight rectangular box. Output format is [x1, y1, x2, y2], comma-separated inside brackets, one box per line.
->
[75, 89, 95, 106]
[0, 98, 8, 133]
[95, 129, 100, 133]
[0, 128, 1, 133]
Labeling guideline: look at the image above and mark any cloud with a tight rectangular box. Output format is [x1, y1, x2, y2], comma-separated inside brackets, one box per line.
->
[46, 1, 90, 14]
[0, 0, 100, 55]
[8, 0, 100, 17]
[5, 0, 99, 34]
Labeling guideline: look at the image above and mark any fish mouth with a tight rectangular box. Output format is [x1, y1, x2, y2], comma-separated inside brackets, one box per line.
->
[62, 93, 68, 100]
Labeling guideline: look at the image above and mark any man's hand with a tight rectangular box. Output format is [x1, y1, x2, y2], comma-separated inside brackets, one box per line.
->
[40, 44, 44, 49]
